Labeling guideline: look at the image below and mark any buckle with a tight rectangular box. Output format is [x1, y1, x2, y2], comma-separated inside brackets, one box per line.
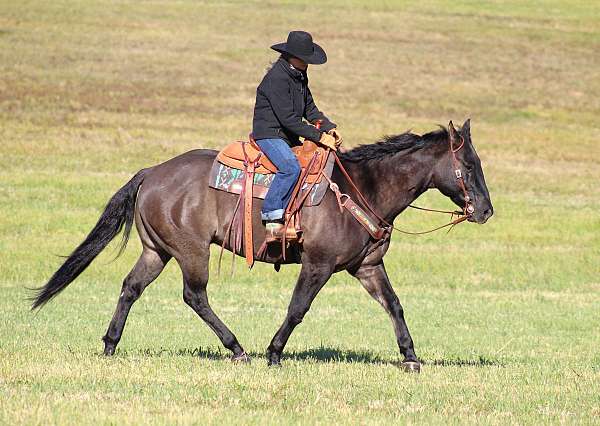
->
[339, 193, 350, 207]
[455, 169, 462, 179]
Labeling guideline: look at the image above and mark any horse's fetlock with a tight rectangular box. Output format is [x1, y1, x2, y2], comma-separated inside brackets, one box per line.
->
[223, 336, 239, 351]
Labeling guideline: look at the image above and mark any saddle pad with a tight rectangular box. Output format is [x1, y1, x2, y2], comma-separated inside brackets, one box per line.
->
[208, 153, 334, 207]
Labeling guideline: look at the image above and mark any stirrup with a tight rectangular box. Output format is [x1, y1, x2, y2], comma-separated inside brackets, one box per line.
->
[265, 222, 299, 243]
[265, 222, 285, 243]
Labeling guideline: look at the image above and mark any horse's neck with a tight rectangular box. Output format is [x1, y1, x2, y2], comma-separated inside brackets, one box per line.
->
[342, 150, 435, 222]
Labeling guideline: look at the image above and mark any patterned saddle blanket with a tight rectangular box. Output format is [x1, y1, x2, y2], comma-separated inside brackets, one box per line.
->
[208, 140, 333, 207]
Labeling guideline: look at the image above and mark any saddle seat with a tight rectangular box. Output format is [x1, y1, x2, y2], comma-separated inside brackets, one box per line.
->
[216, 139, 328, 184]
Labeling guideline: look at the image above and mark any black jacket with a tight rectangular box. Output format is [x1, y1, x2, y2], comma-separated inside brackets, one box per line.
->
[252, 58, 336, 146]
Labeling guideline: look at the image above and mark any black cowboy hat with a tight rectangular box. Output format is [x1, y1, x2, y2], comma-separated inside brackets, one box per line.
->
[270, 31, 327, 65]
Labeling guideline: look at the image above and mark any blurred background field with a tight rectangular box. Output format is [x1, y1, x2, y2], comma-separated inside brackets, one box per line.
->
[1, 1, 599, 424]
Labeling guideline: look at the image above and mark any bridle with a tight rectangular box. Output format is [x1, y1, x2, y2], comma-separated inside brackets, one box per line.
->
[448, 128, 475, 217]
[328, 124, 475, 237]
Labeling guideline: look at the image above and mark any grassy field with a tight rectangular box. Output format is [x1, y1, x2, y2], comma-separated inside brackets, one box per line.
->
[1, 0, 599, 424]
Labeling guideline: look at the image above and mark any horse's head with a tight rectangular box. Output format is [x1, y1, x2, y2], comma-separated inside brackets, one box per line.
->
[432, 119, 493, 224]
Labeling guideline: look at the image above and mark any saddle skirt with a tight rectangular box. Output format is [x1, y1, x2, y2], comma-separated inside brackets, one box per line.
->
[209, 140, 333, 207]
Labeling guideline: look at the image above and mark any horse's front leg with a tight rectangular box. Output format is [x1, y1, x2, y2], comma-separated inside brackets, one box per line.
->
[267, 261, 334, 366]
[352, 261, 421, 372]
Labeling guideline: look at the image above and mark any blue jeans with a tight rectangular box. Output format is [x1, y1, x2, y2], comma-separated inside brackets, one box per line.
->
[256, 138, 301, 221]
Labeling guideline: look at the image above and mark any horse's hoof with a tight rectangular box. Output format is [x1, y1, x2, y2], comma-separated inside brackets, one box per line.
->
[231, 352, 251, 363]
[399, 361, 421, 373]
[266, 352, 281, 367]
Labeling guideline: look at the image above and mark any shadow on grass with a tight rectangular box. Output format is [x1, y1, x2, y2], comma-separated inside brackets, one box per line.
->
[111, 346, 229, 360]
[425, 356, 505, 367]
[109, 346, 505, 367]
[285, 346, 385, 364]
[110, 346, 384, 363]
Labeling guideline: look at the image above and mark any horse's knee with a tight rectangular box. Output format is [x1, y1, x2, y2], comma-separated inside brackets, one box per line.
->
[289, 314, 303, 326]
[288, 308, 308, 326]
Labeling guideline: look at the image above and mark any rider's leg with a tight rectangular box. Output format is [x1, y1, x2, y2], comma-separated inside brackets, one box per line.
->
[256, 138, 300, 225]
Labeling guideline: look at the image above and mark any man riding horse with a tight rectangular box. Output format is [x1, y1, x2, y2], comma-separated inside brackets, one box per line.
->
[31, 30, 494, 371]
[252, 31, 342, 240]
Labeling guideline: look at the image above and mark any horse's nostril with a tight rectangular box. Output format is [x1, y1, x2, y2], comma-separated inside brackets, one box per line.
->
[483, 208, 493, 219]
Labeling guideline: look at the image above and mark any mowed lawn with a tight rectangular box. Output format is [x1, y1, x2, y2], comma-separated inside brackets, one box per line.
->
[1, 0, 599, 424]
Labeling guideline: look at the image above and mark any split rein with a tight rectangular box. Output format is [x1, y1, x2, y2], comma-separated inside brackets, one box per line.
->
[326, 132, 474, 238]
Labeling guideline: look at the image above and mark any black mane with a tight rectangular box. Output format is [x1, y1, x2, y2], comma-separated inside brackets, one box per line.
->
[339, 127, 449, 162]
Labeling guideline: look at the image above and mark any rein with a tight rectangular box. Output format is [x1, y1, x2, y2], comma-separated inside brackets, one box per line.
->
[327, 128, 474, 238]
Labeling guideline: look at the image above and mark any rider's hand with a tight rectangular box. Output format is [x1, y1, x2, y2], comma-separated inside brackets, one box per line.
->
[319, 132, 337, 150]
[328, 128, 343, 147]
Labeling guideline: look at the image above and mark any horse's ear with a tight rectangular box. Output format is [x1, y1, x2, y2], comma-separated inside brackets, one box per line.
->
[462, 118, 471, 138]
[448, 120, 459, 143]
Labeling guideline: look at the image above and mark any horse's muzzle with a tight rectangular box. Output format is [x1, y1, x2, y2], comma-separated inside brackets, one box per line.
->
[469, 206, 493, 224]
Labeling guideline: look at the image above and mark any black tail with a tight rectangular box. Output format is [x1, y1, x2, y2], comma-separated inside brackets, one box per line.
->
[31, 169, 147, 309]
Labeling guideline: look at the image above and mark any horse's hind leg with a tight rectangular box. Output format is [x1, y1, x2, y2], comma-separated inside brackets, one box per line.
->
[179, 247, 248, 361]
[352, 260, 420, 372]
[102, 248, 170, 355]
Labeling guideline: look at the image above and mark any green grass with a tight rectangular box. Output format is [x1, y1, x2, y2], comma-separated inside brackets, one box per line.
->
[1, 0, 600, 424]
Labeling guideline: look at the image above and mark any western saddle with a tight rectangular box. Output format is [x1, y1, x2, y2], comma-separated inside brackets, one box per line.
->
[216, 137, 329, 185]
[214, 134, 331, 268]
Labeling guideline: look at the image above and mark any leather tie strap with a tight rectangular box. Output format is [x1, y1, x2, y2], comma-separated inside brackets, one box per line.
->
[241, 142, 259, 268]
[243, 159, 255, 268]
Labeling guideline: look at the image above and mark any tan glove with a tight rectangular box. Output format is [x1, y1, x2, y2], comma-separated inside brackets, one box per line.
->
[328, 128, 343, 147]
[319, 132, 337, 150]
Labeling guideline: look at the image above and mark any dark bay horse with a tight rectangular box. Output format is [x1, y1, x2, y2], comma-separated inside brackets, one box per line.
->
[32, 119, 493, 371]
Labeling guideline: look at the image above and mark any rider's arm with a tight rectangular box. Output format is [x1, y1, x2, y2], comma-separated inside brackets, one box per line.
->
[264, 76, 323, 142]
[304, 87, 336, 132]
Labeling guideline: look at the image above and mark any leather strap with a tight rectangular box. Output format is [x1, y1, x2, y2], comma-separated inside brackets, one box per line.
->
[340, 198, 387, 240]
[281, 150, 329, 258]
[241, 142, 258, 268]
[243, 159, 255, 267]
[322, 173, 389, 240]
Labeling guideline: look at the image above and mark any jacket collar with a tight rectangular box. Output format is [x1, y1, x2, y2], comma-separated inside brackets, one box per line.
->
[277, 57, 307, 82]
